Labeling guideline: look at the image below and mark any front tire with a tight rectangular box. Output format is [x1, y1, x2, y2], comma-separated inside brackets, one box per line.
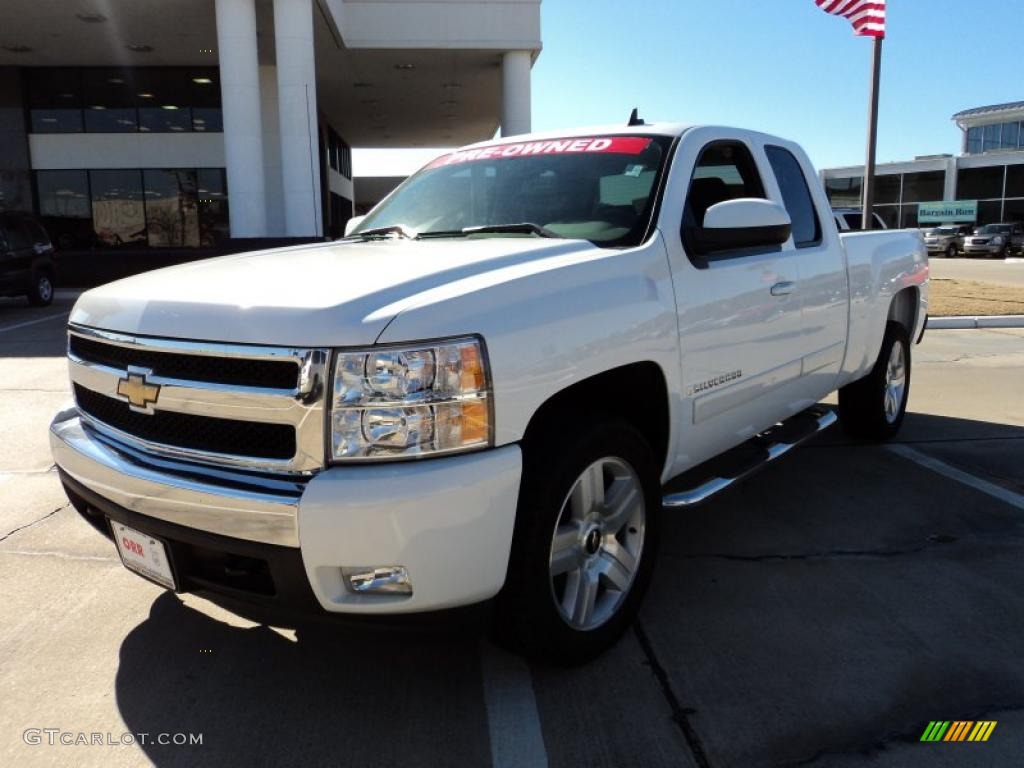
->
[945, 243, 957, 259]
[838, 321, 911, 441]
[495, 420, 661, 664]
[27, 270, 54, 307]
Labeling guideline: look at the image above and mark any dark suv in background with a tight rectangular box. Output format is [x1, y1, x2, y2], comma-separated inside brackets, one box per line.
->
[0, 212, 57, 306]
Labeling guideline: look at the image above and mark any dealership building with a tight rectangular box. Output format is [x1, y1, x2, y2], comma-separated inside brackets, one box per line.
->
[822, 101, 1024, 229]
[0, 0, 541, 279]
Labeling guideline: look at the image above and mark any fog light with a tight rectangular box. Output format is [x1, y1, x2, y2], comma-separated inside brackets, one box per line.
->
[343, 566, 412, 595]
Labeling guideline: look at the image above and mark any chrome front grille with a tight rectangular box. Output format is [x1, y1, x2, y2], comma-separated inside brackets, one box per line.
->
[67, 325, 329, 474]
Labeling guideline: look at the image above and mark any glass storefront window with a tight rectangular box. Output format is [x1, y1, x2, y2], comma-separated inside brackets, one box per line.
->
[1002, 122, 1020, 150]
[84, 106, 138, 133]
[27, 69, 84, 133]
[957, 166, 1004, 200]
[143, 169, 200, 247]
[27, 67, 222, 134]
[1004, 198, 1024, 225]
[825, 176, 862, 208]
[139, 107, 192, 133]
[873, 205, 900, 229]
[90, 170, 146, 247]
[81, 69, 138, 132]
[1006, 164, 1024, 198]
[874, 174, 901, 205]
[37, 170, 90, 219]
[899, 205, 920, 229]
[966, 126, 983, 154]
[197, 169, 229, 246]
[901, 171, 944, 203]
[35, 170, 94, 249]
[983, 124, 1001, 152]
[976, 200, 1003, 226]
[191, 108, 222, 132]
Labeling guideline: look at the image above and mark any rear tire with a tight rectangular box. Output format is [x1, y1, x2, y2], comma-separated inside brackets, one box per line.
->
[27, 270, 54, 307]
[494, 419, 661, 664]
[838, 321, 911, 441]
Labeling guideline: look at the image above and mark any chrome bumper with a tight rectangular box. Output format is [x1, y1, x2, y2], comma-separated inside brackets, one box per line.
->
[50, 412, 302, 547]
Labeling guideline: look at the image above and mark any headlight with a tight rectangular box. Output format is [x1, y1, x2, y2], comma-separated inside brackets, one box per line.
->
[330, 337, 491, 461]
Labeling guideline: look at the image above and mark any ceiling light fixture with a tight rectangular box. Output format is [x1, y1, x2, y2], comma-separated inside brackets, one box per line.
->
[125, 44, 153, 53]
[108, 77, 125, 84]
[161, 105, 179, 110]
[394, 63, 415, 70]
[137, 92, 154, 98]
[192, 77, 213, 85]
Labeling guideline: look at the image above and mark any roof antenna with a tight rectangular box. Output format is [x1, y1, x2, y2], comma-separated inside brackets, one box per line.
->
[628, 108, 645, 126]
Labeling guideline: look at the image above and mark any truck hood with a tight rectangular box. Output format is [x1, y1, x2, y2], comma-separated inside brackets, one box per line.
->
[70, 238, 601, 347]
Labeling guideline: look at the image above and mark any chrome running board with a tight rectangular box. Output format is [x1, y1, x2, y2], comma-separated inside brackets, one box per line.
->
[662, 408, 837, 508]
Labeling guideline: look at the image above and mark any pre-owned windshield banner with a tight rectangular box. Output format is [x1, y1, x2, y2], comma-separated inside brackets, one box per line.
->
[426, 136, 653, 169]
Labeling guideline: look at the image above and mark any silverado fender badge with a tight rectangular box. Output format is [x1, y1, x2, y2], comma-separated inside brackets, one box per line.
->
[687, 370, 742, 397]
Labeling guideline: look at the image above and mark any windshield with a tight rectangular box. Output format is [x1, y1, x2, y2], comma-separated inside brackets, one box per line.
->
[353, 135, 673, 247]
[934, 227, 957, 235]
[978, 224, 1011, 234]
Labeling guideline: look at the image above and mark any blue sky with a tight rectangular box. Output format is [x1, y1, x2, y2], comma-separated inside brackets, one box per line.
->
[355, 0, 1020, 176]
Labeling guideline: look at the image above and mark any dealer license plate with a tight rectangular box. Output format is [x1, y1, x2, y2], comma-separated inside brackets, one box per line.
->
[111, 522, 176, 590]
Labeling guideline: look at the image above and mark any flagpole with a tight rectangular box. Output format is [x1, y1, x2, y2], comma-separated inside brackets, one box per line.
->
[862, 35, 883, 230]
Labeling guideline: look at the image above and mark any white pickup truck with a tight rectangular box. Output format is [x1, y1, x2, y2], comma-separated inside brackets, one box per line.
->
[51, 122, 928, 662]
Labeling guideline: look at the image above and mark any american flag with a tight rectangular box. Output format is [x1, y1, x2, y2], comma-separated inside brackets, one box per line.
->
[814, 0, 886, 38]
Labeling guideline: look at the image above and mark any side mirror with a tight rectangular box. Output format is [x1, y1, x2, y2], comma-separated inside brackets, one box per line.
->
[343, 215, 366, 237]
[690, 198, 792, 254]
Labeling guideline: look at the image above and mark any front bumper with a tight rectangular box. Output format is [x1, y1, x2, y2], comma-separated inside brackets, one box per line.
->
[51, 411, 523, 615]
[963, 244, 1003, 256]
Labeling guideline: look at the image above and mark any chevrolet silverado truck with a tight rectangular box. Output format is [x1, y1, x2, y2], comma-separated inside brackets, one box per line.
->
[50, 122, 928, 662]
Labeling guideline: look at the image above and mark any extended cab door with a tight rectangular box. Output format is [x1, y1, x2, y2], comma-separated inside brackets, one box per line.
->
[762, 142, 848, 407]
[659, 129, 808, 468]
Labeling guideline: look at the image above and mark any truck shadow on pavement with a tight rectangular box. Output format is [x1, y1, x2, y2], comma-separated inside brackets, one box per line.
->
[114, 592, 493, 767]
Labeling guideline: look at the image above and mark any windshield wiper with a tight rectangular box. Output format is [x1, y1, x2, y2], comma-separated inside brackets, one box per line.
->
[345, 225, 415, 241]
[417, 223, 562, 240]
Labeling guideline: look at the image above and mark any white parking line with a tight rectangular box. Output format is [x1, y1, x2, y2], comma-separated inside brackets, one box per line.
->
[480, 642, 548, 768]
[0, 311, 69, 335]
[886, 443, 1024, 512]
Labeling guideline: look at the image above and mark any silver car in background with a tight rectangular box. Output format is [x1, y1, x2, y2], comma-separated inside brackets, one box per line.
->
[922, 224, 972, 258]
[962, 223, 1024, 259]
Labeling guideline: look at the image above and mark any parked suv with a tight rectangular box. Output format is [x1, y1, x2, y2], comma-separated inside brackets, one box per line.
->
[922, 224, 972, 258]
[962, 223, 1024, 259]
[0, 212, 57, 306]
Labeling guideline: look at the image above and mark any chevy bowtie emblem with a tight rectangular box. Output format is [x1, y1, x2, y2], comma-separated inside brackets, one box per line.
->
[117, 371, 160, 413]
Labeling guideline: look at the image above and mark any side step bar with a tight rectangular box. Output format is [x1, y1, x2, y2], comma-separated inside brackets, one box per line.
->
[662, 408, 837, 508]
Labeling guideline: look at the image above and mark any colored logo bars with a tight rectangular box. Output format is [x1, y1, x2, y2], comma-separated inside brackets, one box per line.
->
[920, 721, 997, 742]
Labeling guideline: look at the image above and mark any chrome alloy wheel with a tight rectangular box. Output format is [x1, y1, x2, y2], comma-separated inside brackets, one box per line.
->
[548, 457, 646, 631]
[884, 340, 906, 424]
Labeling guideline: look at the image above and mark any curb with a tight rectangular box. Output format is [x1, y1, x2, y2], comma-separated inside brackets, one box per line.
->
[928, 315, 1024, 330]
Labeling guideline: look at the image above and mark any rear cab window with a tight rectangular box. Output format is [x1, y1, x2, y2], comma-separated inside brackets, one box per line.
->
[766, 146, 821, 248]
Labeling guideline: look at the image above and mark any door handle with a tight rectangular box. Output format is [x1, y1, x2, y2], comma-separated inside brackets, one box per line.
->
[770, 281, 796, 297]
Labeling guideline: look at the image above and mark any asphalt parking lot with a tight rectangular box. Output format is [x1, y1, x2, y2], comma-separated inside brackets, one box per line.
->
[1, 293, 1023, 768]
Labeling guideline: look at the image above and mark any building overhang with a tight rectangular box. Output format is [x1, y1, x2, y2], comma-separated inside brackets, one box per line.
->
[952, 101, 1024, 130]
